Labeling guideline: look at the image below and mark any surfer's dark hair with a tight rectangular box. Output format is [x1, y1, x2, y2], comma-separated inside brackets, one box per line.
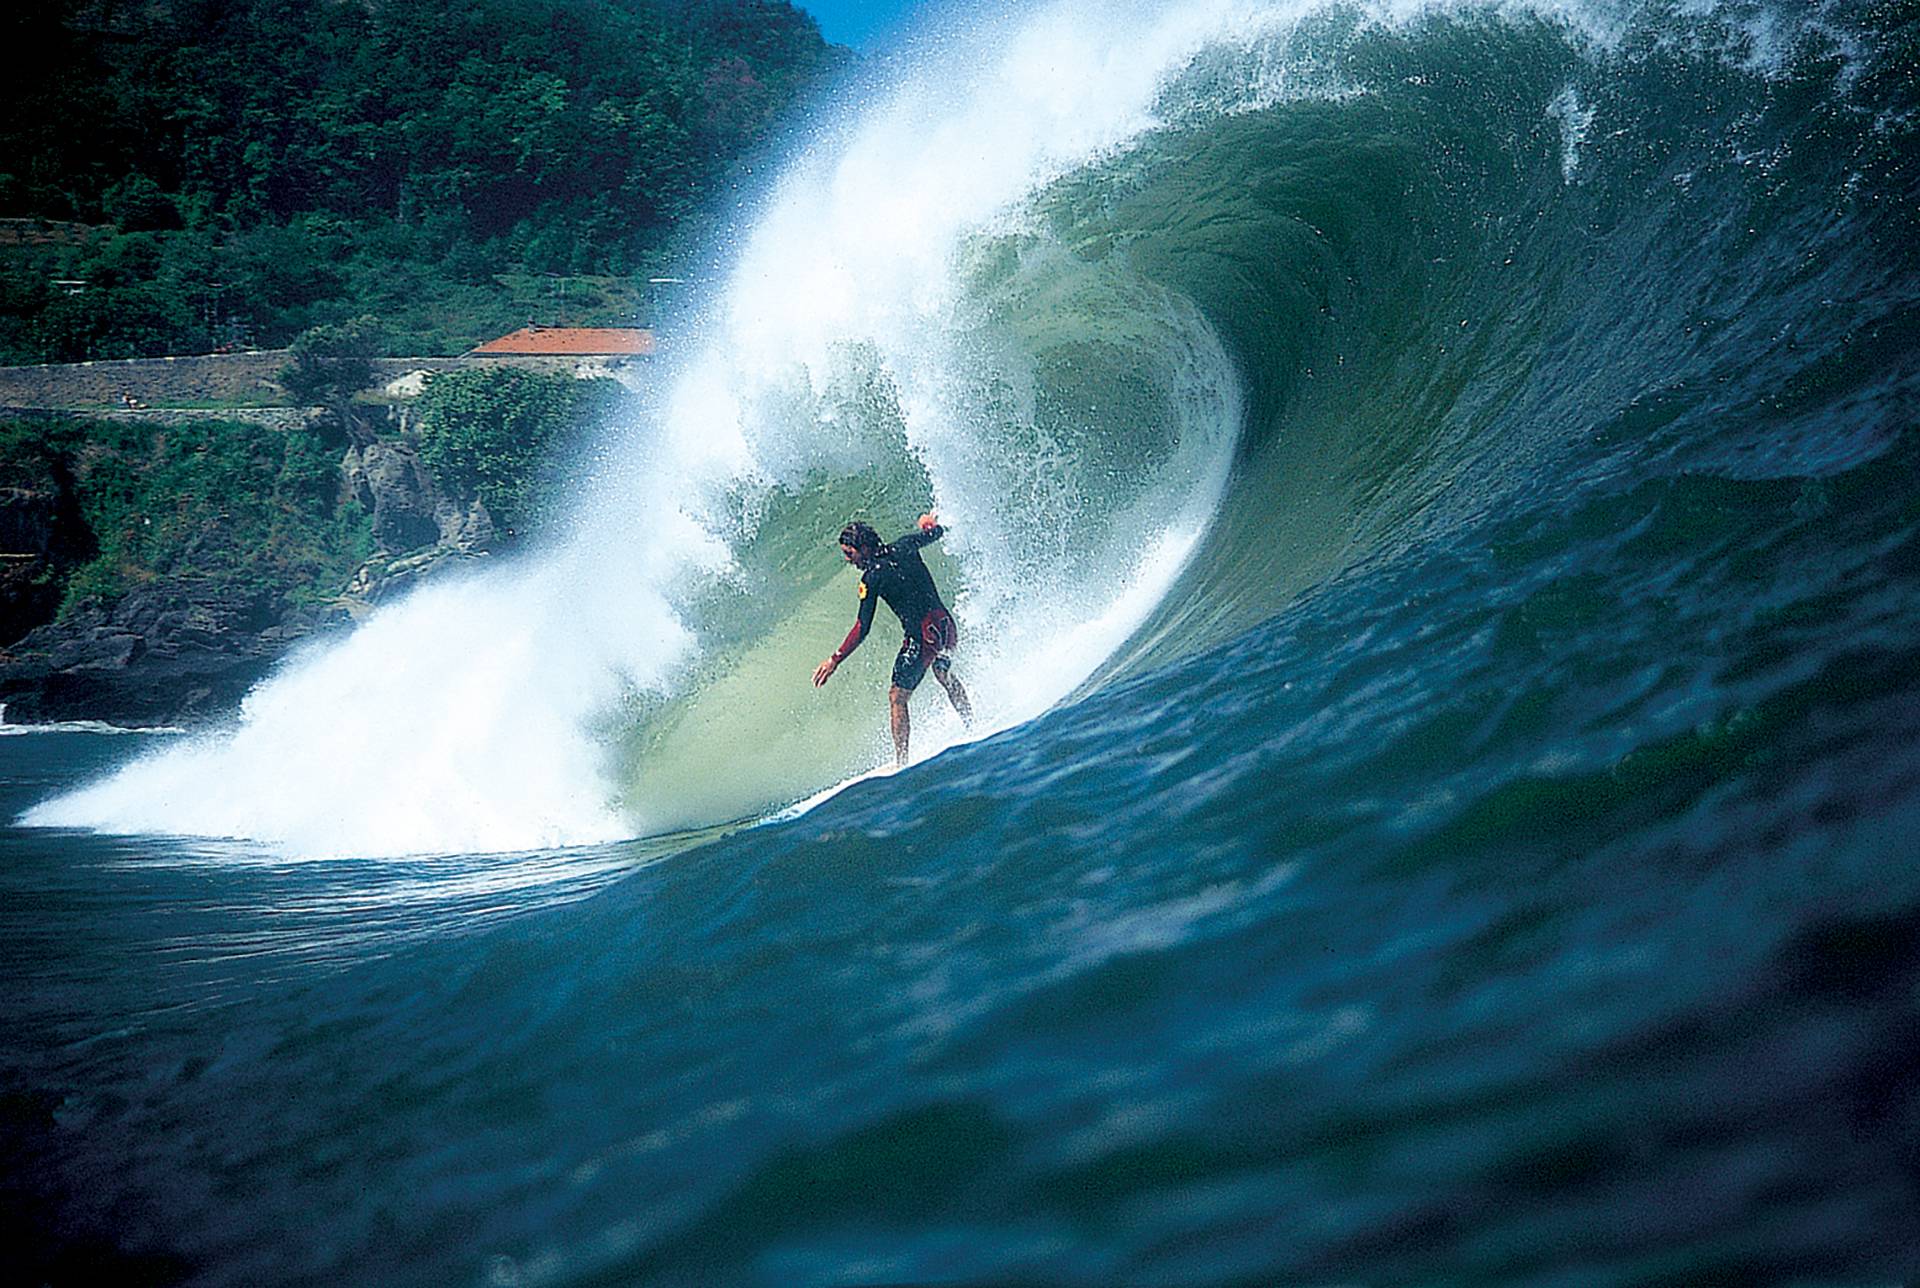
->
[839, 520, 882, 553]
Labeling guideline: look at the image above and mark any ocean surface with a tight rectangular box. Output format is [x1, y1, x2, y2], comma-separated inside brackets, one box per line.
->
[6, 0, 1919, 1283]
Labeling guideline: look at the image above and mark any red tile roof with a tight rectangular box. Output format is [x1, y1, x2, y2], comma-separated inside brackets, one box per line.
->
[469, 326, 657, 356]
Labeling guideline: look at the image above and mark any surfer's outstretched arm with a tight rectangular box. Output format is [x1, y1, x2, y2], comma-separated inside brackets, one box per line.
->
[892, 516, 944, 551]
[813, 583, 877, 686]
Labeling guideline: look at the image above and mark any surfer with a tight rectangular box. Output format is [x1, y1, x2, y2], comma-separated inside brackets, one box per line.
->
[813, 513, 973, 766]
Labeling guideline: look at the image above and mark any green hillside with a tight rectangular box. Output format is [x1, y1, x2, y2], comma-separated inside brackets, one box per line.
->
[0, 0, 846, 362]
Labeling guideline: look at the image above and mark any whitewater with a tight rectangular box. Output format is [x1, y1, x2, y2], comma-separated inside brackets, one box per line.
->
[8, 0, 1919, 1282]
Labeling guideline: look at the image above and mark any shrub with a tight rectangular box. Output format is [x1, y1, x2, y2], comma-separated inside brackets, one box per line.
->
[102, 173, 183, 233]
[280, 317, 386, 405]
[415, 367, 626, 536]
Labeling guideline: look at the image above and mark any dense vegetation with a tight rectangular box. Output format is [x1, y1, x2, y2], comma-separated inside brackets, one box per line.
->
[415, 366, 627, 535]
[0, 368, 633, 645]
[0, 0, 844, 362]
[0, 415, 373, 617]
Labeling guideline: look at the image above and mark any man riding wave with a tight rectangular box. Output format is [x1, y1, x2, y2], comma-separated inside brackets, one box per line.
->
[813, 513, 973, 765]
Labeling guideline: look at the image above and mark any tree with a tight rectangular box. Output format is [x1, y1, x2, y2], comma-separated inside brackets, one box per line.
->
[0, 0, 844, 358]
[280, 317, 386, 408]
[415, 366, 625, 536]
[102, 174, 183, 233]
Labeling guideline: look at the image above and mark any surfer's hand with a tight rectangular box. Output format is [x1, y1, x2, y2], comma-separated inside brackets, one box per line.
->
[813, 656, 838, 687]
[917, 511, 938, 532]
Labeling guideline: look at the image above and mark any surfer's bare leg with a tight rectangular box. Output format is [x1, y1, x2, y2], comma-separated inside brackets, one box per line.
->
[890, 684, 912, 765]
[932, 658, 972, 727]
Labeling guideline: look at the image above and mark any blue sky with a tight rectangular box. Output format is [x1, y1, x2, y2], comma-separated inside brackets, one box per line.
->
[796, 0, 922, 48]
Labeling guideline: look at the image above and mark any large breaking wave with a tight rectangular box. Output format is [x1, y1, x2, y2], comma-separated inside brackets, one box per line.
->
[25, 0, 1912, 856]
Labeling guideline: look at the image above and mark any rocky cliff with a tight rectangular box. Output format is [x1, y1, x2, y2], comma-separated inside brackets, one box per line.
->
[0, 475, 91, 648]
[0, 583, 347, 726]
[0, 413, 500, 727]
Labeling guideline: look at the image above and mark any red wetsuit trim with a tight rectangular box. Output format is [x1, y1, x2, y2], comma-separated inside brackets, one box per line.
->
[833, 619, 866, 662]
[920, 608, 957, 650]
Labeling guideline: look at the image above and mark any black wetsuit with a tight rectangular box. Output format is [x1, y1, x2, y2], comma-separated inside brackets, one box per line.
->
[832, 526, 958, 691]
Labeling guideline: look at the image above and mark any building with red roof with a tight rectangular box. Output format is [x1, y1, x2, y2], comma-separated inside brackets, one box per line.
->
[467, 327, 656, 357]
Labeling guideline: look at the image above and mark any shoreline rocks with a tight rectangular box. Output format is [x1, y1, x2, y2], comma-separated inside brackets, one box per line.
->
[0, 582, 355, 727]
[0, 419, 502, 729]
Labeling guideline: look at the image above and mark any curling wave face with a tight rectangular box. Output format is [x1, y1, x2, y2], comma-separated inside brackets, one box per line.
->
[24, 0, 1915, 856]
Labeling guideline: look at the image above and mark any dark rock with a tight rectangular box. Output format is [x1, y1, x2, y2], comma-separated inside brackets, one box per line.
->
[0, 471, 93, 647]
[267, 601, 355, 639]
[0, 424, 487, 727]
[0, 487, 60, 557]
[347, 546, 491, 605]
[0, 556, 61, 650]
[342, 439, 494, 555]
[48, 631, 142, 670]
[0, 582, 350, 727]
